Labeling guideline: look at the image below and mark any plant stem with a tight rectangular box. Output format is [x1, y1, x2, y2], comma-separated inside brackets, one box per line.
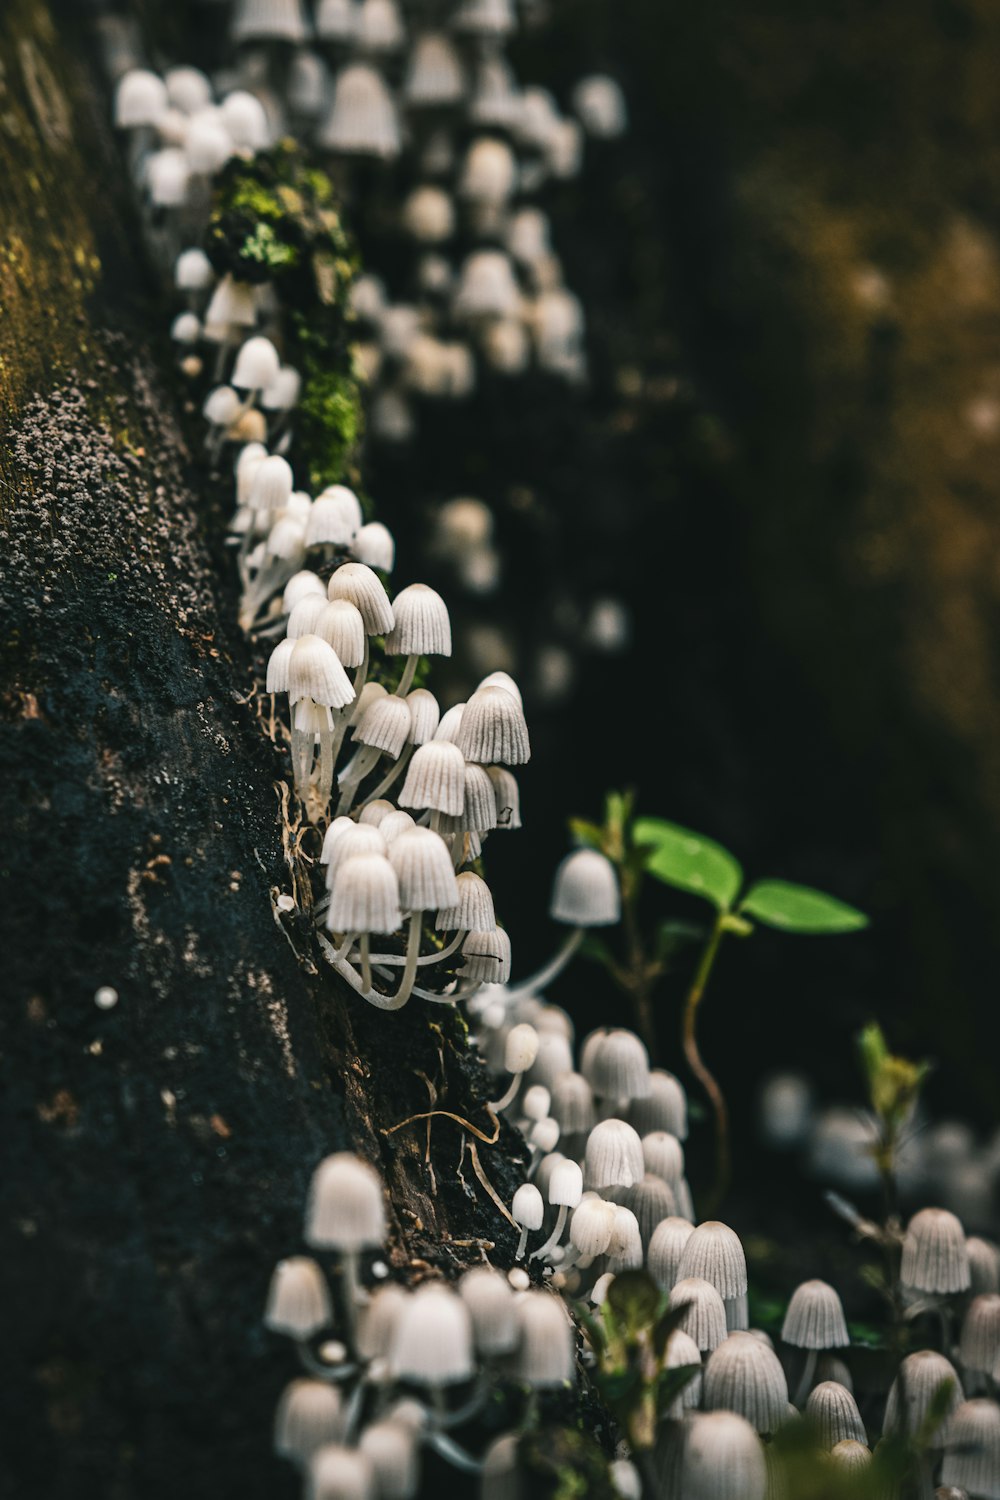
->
[621, 864, 657, 1056]
[682, 914, 730, 1210]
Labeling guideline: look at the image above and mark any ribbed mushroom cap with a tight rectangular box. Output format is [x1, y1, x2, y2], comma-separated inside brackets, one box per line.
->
[265, 1256, 333, 1339]
[249, 454, 294, 511]
[550, 1073, 595, 1135]
[724, 1294, 749, 1334]
[829, 1439, 872, 1471]
[941, 1399, 1000, 1496]
[550, 849, 620, 927]
[321, 64, 400, 159]
[456, 685, 530, 765]
[327, 853, 402, 934]
[354, 0, 404, 51]
[883, 1351, 964, 1439]
[307, 495, 359, 550]
[380, 811, 415, 844]
[391, 1284, 473, 1386]
[678, 1222, 749, 1300]
[805, 1381, 866, 1447]
[434, 703, 465, 743]
[288, 595, 328, 640]
[662, 1329, 704, 1416]
[290, 635, 355, 709]
[404, 689, 439, 745]
[316, 0, 355, 41]
[959, 1294, 1000, 1375]
[358, 1419, 419, 1500]
[328, 562, 394, 635]
[585, 1118, 644, 1190]
[325, 824, 387, 886]
[356, 1284, 409, 1361]
[458, 1267, 518, 1356]
[512, 1182, 544, 1230]
[649, 1217, 696, 1291]
[358, 803, 394, 830]
[388, 828, 459, 911]
[399, 740, 466, 815]
[902, 1208, 972, 1296]
[459, 763, 498, 832]
[781, 1281, 850, 1350]
[353, 521, 395, 573]
[274, 1380, 344, 1462]
[266, 637, 296, 694]
[307, 1443, 375, 1500]
[549, 1158, 584, 1208]
[606, 1206, 644, 1272]
[459, 138, 517, 205]
[642, 1131, 685, 1185]
[622, 1175, 676, 1250]
[583, 1028, 651, 1101]
[485, 766, 522, 830]
[629, 1069, 688, 1140]
[265, 517, 307, 563]
[436, 870, 495, 933]
[385, 583, 451, 657]
[968, 1238, 1000, 1296]
[703, 1332, 789, 1435]
[313, 601, 366, 669]
[462, 927, 511, 983]
[513, 1291, 575, 1387]
[305, 1152, 386, 1250]
[354, 694, 412, 757]
[294, 698, 333, 737]
[681, 1410, 768, 1500]
[671, 1278, 729, 1354]
[569, 1194, 616, 1256]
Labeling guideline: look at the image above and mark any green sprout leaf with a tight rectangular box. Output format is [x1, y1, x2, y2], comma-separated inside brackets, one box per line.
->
[653, 1363, 701, 1419]
[606, 1270, 662, 1337]
[633, 818, 743, 912]
[739, 879, 868, 934]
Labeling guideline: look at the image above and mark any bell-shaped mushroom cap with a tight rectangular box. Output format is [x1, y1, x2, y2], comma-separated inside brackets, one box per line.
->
[583, 1028, 651, 1101]
[436, 870, 496, 933]
[354, 693, 412, 757]
[283, 570, 326, 614]
[513, 1291, 575, 1387]
[265, 516, 307, 562]
[550, 849, 620, 927]
[805, 1381, 866, 1447]
[307, 493, 360, 550]
[265, 1256, 333, 1339]
[358, 1418, 419, 1500]
[458, 1266, 518, 1356]
[305, 1152, 386, 1250]
[321, 63, 400, 159]
[354, 0, 405, 52]
[504, 1023, 540, 1074]
[324, 823, 386, 884]
[316, 0, 355, 40]
[204, 384, 242, 427]
[883, 1350, 964, 1440]
[262, 364, 302, 412]
[456, 685, 530, 765]
[403, 31, 465, 106]
[232, 335, 280, 391]
[266, 636, 296, 694]
[681, 1410, 768, 1500]
[642, 1130, 685, 1185]
[288, 595, 328, 639]
[380, 810, 415, 844]
[207, 274, 258, 330]
[458, 763, 498, 832]
[629, 1069, 688, 1140]
[622, 1175, 676, 1251]
[327, 853, 402, 935]
[385, 583, 451, 657]
[399, 740, 466, 815]
[115, 68, 168, 128]
[290, 635, 355, 709]
[389, 827, 459, 911]
[671, 1278, 729, 1354]
[704, 1332, 789, 1436]
[550, 1072, 595, 1136]
[356, 1283, 409, 1361]
[663, 1329, 704, 1416]
[607, 1206, 644, 1272]
[232, 0, 310, 42]
[549, 1158, 584, 1208]
[781, 1280, 850, 1350]
[353, 521, 395, 573]
[316, 600, 367, 669]
[171, 310, 202, 346]
[328, 562, 394, 635]
[941, 1398, 1000, 1495]
[350, 681, 387, 728]
[274, 1379, 344, 1462]
[569, 1194, 616, 1256]
[452, 0, 516, 38]
[391, 1283, 473, 1385]
[462, 928, 512, 984]
[248, 455, 294, 512]
[404, 689, 440, 746]
[649, 1215, 697, 1291]
[434, 702, 465, 744]
[585, 1118, 645, 1190]
[453, 250, 521, 321]
[724, 1294, 749, 1334]
[523, 1086, 552, 1123]
[485, 765, 522, 830]
[902, 1208, 972, 1296]
[176, 246, 214, 290]
[458, 137, 517, 205]
[678, 1222, 749, 1301]
[512, 1182, 544, 1230]
[829, 1439, 872, 1471]
[959, 1293, 1000, 1374]
[307, 1442, 375, 1500]
[525, 1029, 574, 1091]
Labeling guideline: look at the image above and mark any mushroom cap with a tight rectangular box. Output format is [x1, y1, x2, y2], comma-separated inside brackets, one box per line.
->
[274, 1380, 343, 1463]
[959, 1293, 1000, 1375]
[584, 1118, 644, 1190]
[629, 1069, 688, 1140]
[232, 335, 280, 391]
[780, 1280, 850, 1350]
[550, 849, 620, 927]
[828, 1439, 872, 1471]
[902, 1207, 972, 1296]
[399, 740, 466, 816]
[680, 1410, 767, 1500]
[265, 1257, 333, 1340]
[456, 685, 530, 765]
[358, 1418, 419, 1500]
[388, 827, 459, 911]
[436, 870, 496, 933]
[356, 1284, 409, 1361]
[327, 852, 402, 935]
[513, 1291, 575, 1387]
[390, 1284, 474, 1385]
[550, 1072, 595, 1136]
[804, 1381, 866, 1448]
[290, 635, 355, 709]
[352, 522, 395, 573]
[569, 1194, 616, 1256]
[883, 1350, 964, 1440]
[316, 600, 366, 669]
[385, 583, 451, 657]
[321, 63, 400, 159]
[404, 689, 439, 745]
[512, 1182, 544, 1230]
[305, 1152, 386, 1250]
[677, 1222, 749, 1301]
[940, 1398, 1000, 1495]
[704, 1332, 789, 1436]
[403, 31, 465, 106]
[549, 1158, 584, 1208]
[307, 1443, 375, 1500]
[622, 1175, 676, 1251]
[354, 693, 412, 757]
[458, 1267, 518, 1356]
[328, 562, 394, 635]
[670, 1278, 729, 1354]
[583, 1027, 651, 1101]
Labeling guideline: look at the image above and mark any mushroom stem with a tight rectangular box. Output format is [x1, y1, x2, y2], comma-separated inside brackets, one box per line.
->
[336, 744, 383, 814]
[395, 653, 419, 696]
[317, 717, 348, 811]
[515, 1225, 529, 1261]
[425, 1431, 482, 1474]
[352, 638, 370, 701]
[390, 911, 424, 1008]
[359, 935, 375, 993]
[530, 1204, 569, 1262]
[489, 1069, 525, 1114]
[339, 1248, 364, 1353]
[290, 722, 314, 797]
[366, 930, 466, 967]
[505, 927, 584, 999]
[793, 1348, 817, 1409]
[335, 931, 359, 962]
[363, 743, 414, 806]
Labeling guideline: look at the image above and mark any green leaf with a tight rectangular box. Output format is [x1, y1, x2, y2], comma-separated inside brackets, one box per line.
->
[653, 1364, 701, 1419]
[569, 818, 606, 852]
[739, 879, 869, 934]
[632, 818, 743, 912]
[606, 1270, 662, 1336]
